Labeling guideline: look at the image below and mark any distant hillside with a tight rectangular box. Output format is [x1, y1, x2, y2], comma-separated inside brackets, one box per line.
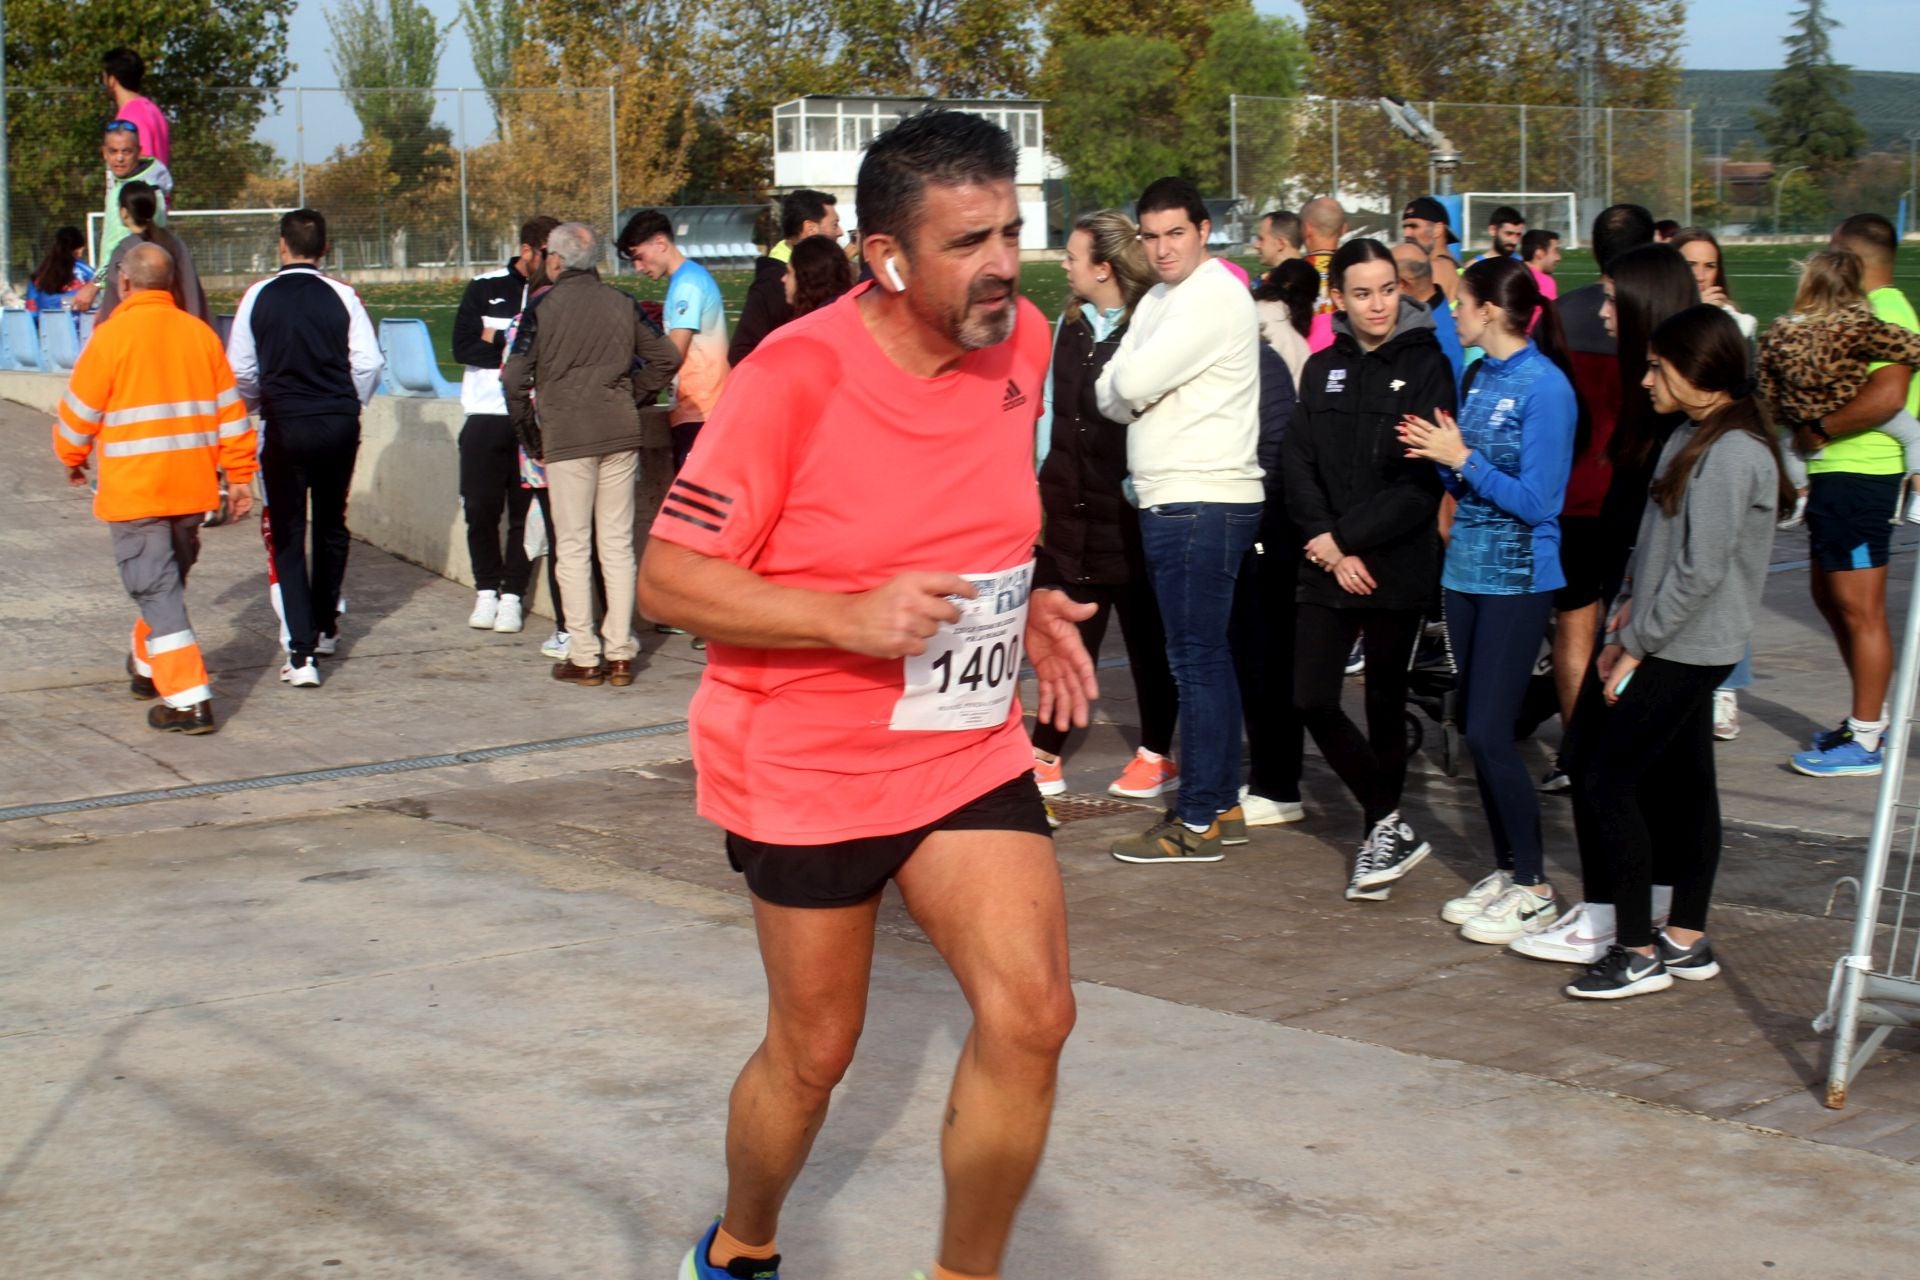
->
[1683, 69, 1918, 155]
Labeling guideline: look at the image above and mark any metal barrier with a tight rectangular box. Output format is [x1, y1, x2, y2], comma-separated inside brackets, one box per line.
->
[1819, 547, 1920, 1107]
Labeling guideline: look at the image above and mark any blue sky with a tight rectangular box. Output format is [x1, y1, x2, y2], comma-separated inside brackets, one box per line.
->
[271, 0, 1918, 156]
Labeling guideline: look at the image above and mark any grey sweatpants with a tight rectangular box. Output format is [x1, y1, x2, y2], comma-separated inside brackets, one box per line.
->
[112, 514, 208, 707]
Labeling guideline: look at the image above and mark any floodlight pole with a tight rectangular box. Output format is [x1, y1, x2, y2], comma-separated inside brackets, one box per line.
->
[0, 3, 11, 291]
[1907, 130, 1920, 238]
[1773, 164, 1810, 236]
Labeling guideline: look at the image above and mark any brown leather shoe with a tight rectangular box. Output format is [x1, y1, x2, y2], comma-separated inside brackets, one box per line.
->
[148, 701, 217, 734]
[551, 659, 606, 686]
[126, 654, 158, 701]
[606, 659, 635, 687]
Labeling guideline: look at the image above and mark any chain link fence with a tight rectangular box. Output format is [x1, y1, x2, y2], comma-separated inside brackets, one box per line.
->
[6, 86, 619, 286]
[1230, 96, 1691, 248]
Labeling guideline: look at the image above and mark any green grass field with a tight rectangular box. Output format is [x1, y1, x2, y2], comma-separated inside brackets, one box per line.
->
[210, 244, 1920, 382]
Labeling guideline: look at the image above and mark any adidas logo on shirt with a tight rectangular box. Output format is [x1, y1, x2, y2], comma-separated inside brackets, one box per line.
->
[1001, 379, 1028, 412]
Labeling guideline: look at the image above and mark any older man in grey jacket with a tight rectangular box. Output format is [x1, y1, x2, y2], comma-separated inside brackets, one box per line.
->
[504, 222, 680, 687]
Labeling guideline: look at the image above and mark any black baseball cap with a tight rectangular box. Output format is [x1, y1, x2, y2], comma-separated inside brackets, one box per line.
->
[1402, 196, 1460, 243]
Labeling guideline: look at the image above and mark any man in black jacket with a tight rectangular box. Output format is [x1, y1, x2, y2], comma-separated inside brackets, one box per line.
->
[728, 189, 840, 367]
[227, 208, 385, 688]
[452, 214, 560, 635]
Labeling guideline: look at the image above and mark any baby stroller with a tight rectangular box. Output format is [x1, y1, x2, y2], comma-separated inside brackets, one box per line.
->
[1405, 617, 1460, 776]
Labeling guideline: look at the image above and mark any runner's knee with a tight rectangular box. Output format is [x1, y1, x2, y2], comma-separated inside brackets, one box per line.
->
[975, 980, 1076, 1061]
[768, 1020, 864, 1095]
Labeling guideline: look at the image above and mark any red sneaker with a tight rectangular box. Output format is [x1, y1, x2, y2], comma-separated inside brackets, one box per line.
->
[1032, 752, 1066, 796]
[1109, 748, 1178, 798]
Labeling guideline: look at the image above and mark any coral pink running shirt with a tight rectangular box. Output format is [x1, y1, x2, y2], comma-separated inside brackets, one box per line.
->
[649, 283, 1052, 843]
[115, 96, 171, 168]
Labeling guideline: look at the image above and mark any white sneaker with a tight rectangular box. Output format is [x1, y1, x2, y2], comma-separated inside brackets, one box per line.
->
[279, 658, 322, 688]
[1460, 882, 1560, 944]
[468, 589, 499, 629]
[493, 594, 525, 633]
[1509, 901, 1614, 963]
[1238, 786, 1305, 826]
[1906, 490, 1920, 525]
[314, 632, 338, 657]
[541, 630, 571, 660]
[1712, 689, 1739, 741]
[1778, 492, 1808, 530]
[1440, 869, 1512, 925]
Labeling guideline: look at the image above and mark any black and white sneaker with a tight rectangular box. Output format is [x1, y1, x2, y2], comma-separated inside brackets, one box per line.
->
[1656, 930, 1722, 981]
[1345, 838, 1389, 901]
[1538, 758, 1571, 793]
[1353, 813, 1430, 889]
[1565, 945, 1673, 1000]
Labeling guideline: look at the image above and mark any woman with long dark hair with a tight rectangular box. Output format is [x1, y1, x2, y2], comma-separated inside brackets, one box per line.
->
[1251, 257, 1317, 386]
[93, 181, 209, 324]
[1284, 238, 1456, 900]
[1028, 210, 1177, 802]
[784, 234, 855, 320]
[1399, 256, 1578, 944]
[1561, 305, 1792, 998]
[1671, 227, 1756, 345]
[26, 227, 93, 312]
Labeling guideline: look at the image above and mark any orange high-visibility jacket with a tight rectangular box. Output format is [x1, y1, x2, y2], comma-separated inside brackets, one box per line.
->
[53, 289, 258, 522]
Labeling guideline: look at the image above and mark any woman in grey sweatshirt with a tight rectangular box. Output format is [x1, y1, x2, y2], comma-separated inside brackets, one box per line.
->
[1561, 305, 1797, 1000]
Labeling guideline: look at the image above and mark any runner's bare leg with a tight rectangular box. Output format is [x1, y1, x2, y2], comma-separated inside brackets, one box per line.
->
[896, 827, 1076, 1276]
[719, 893, 882, 1247]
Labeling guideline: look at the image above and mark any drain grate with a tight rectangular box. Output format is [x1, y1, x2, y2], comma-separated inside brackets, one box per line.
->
[1047, 793, 1156, 824]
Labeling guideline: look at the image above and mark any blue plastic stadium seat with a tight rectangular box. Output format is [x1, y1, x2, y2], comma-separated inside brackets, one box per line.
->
[377, 317, 460, 398]
[38, 311, 84, 372]
[1, 309, 48, 372]
[77, 310, 96, 349]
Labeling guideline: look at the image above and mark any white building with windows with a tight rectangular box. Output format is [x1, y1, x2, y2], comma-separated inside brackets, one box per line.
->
[771, 96, 1051, 250]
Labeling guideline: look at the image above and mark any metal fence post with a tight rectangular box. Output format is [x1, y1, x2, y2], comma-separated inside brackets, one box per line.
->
[608, 86, 619, 267]
[0, 6, 11, 288]
[457, 87, 471, 271]
[1230, 95, 1239, 210]
[1519, 104, 1528, 194]
[1683, 108, 1693, 224]
[1606, 107, 1615, 205]
[296, 87, 307, 210]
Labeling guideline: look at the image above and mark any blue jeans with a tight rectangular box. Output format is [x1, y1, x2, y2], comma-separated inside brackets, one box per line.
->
[1139, 501, 1263, 826]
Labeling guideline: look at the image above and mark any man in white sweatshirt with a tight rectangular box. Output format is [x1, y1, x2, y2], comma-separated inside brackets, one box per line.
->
[1098, 176, 1266, 864]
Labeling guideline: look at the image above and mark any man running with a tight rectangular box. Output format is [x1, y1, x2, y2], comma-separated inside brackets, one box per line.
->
[636, 109, 1098, 1280]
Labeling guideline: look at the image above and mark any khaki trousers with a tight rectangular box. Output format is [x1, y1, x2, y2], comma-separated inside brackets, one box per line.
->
[545, 450, 638, 664]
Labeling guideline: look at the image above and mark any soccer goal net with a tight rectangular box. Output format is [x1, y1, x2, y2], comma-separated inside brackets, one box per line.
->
[1460, 193, 1580, 252]
[87, 208, 297, 278]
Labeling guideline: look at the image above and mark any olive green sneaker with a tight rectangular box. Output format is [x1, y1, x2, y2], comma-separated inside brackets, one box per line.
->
[1111, 812, 1225, 863]
[1216, 804, 1249, 846]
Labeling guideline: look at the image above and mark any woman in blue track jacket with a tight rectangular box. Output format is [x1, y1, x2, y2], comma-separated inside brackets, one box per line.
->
[1401, 256, 1579, 947]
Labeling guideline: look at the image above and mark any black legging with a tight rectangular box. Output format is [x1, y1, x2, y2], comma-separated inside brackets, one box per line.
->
[1294, 603, 1423, 835]
[1562, 655, 1733, 948]
[1231, 509, 1306, 804]
[1030, 576, 1178, 758]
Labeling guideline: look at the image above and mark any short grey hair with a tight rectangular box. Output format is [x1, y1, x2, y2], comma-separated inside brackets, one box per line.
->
[547, 222, 598, 271]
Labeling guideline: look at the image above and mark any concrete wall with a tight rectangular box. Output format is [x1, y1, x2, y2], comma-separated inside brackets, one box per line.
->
[4, 370, 674, 624]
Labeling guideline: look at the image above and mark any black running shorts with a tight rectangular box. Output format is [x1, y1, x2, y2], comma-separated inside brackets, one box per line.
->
[1552, 515, 1607, 612]
[1807, 471, 1901, 573]
[724, 771, 1052, 909]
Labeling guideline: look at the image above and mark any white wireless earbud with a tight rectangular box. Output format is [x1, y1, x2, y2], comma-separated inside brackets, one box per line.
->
[885, 258, 906, 292]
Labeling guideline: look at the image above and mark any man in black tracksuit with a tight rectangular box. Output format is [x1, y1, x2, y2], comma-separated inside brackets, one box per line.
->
[451, 214, 560, 634]
[227, 208, 385, 687]
[727, 189, 840, 368]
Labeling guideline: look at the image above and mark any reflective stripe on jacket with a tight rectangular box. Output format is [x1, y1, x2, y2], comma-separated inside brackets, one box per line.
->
[53, 289, 257, 521]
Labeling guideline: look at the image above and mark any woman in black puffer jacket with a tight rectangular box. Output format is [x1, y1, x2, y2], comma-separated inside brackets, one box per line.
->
[1283, 238, 1457, 900]
[1030, 210, 1180, 802]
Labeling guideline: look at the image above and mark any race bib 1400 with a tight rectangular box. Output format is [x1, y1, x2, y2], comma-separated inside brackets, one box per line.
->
[890, 560, 1032, 732]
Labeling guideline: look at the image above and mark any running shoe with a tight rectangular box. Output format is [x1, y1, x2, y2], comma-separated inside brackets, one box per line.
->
[1044, 800, 1061, 831]
[1565, 945, 1672, 1000]
[1345, 637, 1366, 675]
[468, 589, 499, 629]
[1656, 929, 1722, 981]
[492, 593, 525, 634]
[1440, 869, 1512, 925]
[1216, 805, 1249, 846]
[1538, 759, 1571, 793]
[1459, 883, 1560, 945]
[1905, 490, 1920, 525]
[1712, 689, 1739, 741]
[1109, 748, 1178, 798]
[1345, 837, 1389, 901]
[280, 657, 322, 689]
[1809, 721, 1852, 752]
[1111, 812, 1224, 864]
[1238, 786, 1305, 826]
[1791, 739, 1883, 778]
[1777, 491, 1808, 530]
[315, 631, 339, 657]
[1032, 752, 1066, 797]
[1353, 812, 1430, 889]
[541, 630, 572, 661]
[680, 1220, 781, 1279]
[1509, 901, 1615, 965]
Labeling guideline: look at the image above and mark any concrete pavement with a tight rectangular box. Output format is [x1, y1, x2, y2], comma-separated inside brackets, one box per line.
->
[7, 397, 1920, 1277]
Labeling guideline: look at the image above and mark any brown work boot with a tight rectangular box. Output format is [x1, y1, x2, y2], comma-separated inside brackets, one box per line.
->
[126, 653, 157, 701]
[148, 701, 217, 735]
[551, 659, 606, 686]
[606, 659, 635, 687]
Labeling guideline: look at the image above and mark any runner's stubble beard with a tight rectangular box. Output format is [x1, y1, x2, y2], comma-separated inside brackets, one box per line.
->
[917, 273, 1019, 351]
